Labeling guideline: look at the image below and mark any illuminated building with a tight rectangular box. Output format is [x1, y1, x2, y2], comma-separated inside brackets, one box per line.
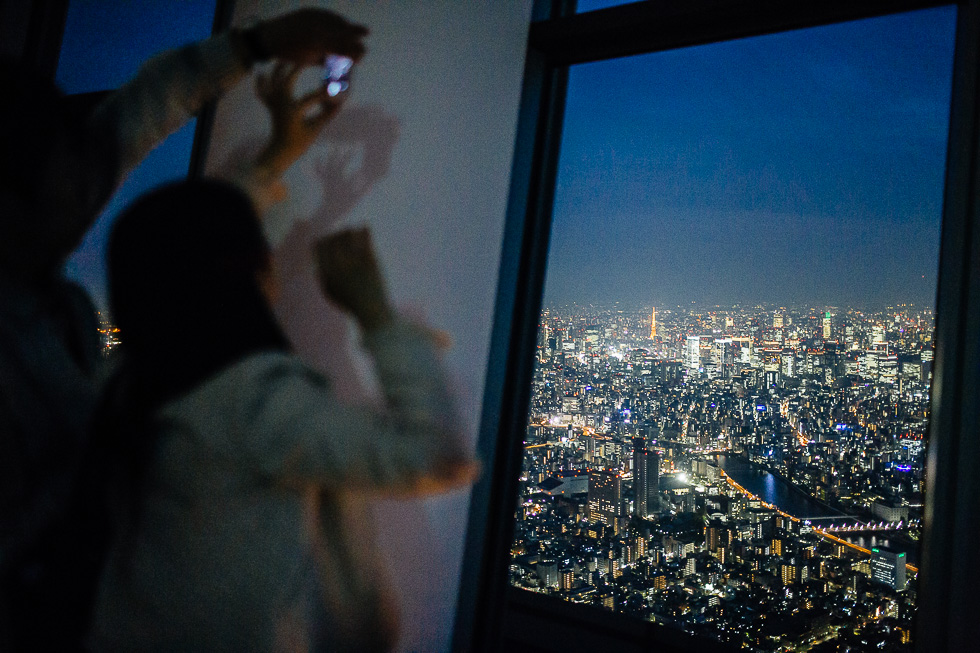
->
[560, 568, 574, 591]
[771, 538, 783, 556]
[538, 559, 559, 589]
[781, 562, 796, 585]
[871, 547, 907, 591]
[649, 306, 657, 339]
[684, 336, 701, 377]
[632, 437, 658, 518]
[588, 471, 622, 536]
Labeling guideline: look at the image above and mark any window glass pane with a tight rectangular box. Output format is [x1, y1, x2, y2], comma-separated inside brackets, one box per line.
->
[56, 0, 217, 94]
[510, 7, 955, 650]
[64, 120, 199, 311]
[577, 0, 642, 13]
[55, 0, 217, 314]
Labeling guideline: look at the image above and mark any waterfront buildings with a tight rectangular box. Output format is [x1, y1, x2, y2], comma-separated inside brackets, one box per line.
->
[511, 302, 930, 650]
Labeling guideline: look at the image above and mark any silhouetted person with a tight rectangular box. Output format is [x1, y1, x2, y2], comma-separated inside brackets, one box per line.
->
[0, 9, 368, 650]
[89, 190, 472, 649]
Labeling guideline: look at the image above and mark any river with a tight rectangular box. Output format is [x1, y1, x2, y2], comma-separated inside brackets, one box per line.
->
[715, 454, 920, 565]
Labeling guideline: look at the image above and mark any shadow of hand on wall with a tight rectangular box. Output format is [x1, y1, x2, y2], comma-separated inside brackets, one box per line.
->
[273, 105, 400, 403]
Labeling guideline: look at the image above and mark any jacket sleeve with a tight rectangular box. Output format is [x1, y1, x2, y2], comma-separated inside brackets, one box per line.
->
[241, 319, 471, 493]
[87, 32, 250, 187]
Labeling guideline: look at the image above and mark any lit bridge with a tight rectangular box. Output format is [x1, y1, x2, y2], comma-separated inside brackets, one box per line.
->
[818, 521, 913, 533]
[798, 516, 916, 533]
[721, 472, 919, 574]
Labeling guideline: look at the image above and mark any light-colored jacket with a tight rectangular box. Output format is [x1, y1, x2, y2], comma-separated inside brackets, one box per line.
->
[91, 319, 465, 652]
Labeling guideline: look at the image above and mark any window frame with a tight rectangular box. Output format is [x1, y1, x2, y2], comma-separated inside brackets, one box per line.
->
[36, 0, 233, 180]
[455, 1, 980, 651]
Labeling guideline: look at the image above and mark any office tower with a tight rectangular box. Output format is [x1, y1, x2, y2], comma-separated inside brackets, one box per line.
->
[589, 471, 623, 535]
[633, 437, 648, 518]
[584, 434, 596, 462]
[685, 336, 701, 377]
[649, 451, 660, 514]
[633, 437, 659, 518]
[538, 559, 559, 589]
[871, 547, 907, 591]
[872, 324, 886, 344]
[650, 306, 657, 339]
[773, 313, 784, 328]
[823, 311, 832, 339]
[921, 348, 934, 383]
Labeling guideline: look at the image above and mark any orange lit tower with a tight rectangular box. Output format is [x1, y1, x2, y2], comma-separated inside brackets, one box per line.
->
[650, 306, 657, 339]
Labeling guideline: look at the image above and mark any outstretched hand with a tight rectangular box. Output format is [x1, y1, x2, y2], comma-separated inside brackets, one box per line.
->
[249, 8, 368, 65]
[315, 228, 394, 331]
[255, 62, 339, 180]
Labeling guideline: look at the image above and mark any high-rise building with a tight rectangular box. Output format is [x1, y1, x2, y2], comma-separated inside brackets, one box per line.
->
[538, 559, 559, 589]
[685, 336, 701, 377]
[705, 520, 724, 552]
[823, 311, 832, 339]
[633, 437, 648, 518]
[589, 471, 623, 535]
[560, 568, 574, 591]
[650, 306, 657, 339]
[871, 547, 907, 591]
[781, 561, 797, 585]
[632, 437, 659, 518]
[649, 451, 660, 513]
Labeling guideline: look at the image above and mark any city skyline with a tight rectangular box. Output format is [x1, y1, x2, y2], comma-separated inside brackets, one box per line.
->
[513, 300, 931, 649]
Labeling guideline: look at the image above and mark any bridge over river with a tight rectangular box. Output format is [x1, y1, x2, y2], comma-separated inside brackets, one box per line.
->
[715, 455, 919, 567]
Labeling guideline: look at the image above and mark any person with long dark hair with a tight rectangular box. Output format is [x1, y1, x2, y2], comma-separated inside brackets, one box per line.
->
[0, 10, 369, 650]
[86, 66, 474, 652]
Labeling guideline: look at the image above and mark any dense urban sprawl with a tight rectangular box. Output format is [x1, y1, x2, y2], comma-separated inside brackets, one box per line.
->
[511, 303, 931, 651]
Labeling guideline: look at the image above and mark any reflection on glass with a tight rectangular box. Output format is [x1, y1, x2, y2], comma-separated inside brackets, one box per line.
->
[509, 7, 955, 650]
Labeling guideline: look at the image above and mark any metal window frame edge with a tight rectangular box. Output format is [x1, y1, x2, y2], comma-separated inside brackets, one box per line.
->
[916, 2, 980, 651]
[188, 0, 237, 178]
[457, 1, 975, 652]
[453, 9, 572, 652]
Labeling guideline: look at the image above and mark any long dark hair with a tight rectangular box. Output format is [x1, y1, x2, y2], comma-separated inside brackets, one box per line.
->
[97, 179, 289, 522]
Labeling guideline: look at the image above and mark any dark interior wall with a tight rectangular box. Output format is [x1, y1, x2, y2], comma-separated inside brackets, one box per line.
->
[0, 0, 68, 77]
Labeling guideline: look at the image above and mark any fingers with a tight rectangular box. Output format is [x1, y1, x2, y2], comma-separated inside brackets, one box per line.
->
[255, 65, 274, 100]
[297, 85, 329, 110]
[277, 61, 302, 88]
[322, 227, 371, 258]
[308, 99, 342, 132]
[256, 62, 297, 105]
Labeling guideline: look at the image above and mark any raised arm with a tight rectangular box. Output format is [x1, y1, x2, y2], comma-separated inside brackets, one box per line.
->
[241, 229, 475, 493]
[86, 9, 367, 205]
[235, 60, 343, 210]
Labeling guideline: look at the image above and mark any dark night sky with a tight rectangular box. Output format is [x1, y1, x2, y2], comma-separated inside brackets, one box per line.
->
[543, 6, 957, 310]
[57, 2, 956, 313]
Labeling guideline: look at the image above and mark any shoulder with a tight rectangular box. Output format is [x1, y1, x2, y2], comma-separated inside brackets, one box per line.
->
[222, 351, 327, 390]
[161, 351, 328, 418]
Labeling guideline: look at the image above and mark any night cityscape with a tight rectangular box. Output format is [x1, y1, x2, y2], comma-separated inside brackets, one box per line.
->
[52, 4, 954, 651]
[510, 302, 931, 651]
